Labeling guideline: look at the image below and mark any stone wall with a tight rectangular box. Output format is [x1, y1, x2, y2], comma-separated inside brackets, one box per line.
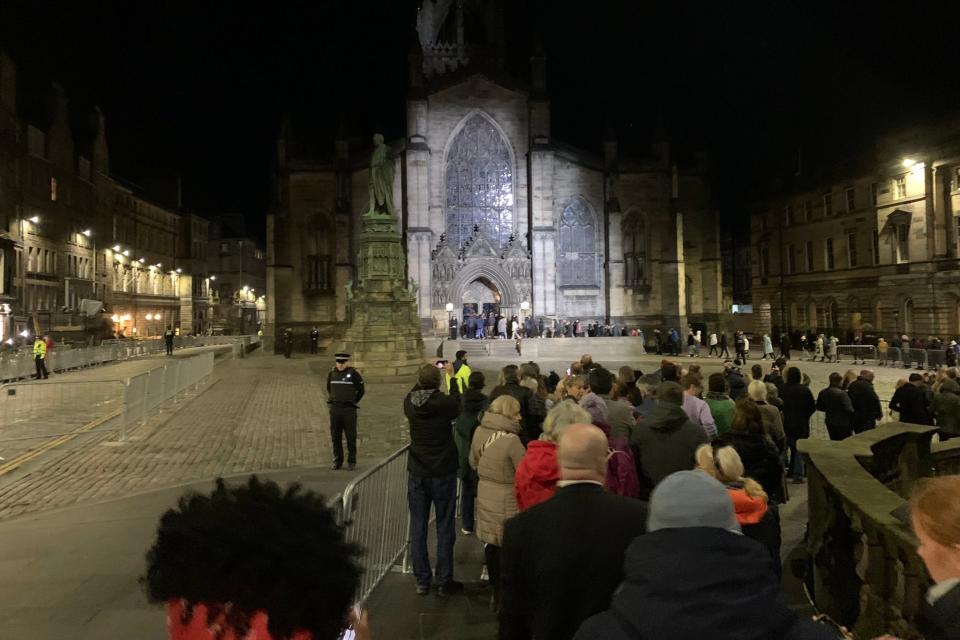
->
[799, 424, 960, 639]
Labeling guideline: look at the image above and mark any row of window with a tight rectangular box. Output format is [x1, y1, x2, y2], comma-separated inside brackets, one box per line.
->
[768, 174, 920, 231]
[760, 225, 914, 277]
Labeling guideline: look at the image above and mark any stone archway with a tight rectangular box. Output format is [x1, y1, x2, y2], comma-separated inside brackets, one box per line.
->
[447, 260, 520, 315]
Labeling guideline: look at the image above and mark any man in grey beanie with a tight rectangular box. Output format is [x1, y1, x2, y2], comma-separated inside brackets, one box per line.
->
[575, 470, 836, 640]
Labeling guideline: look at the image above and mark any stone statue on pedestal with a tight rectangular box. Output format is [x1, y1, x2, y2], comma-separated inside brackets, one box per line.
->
[365, 134, 395, 218]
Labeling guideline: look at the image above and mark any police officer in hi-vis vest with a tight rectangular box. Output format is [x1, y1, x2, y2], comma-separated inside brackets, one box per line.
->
[326, 352, 365, 470]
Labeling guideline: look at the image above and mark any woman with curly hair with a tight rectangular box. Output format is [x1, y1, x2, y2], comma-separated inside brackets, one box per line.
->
[143, 476, 367, 640]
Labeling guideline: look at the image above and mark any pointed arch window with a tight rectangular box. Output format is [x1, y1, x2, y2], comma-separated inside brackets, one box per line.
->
[623, 212, 647, 288]
[445, 115, 513, 249]
[558, 198, 598, 287]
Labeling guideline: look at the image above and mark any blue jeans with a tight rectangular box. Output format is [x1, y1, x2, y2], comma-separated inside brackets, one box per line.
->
[787, 436, 806, 479]
[460, 473, 477, 533]
[408, 473, 457, 587]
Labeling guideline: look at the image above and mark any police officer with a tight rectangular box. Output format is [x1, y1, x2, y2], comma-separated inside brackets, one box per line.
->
[326, 352, 364, 470]
[309, 326, 320, 354]
[283, 328, 293, 358]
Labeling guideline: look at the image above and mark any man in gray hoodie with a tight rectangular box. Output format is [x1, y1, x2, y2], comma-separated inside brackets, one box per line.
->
[630, 382, 708, 496]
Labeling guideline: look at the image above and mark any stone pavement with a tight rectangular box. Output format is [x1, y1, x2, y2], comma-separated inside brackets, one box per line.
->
[0, 350, 412, 521]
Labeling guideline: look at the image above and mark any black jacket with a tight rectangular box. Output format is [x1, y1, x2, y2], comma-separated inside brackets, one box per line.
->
[404, 386, 460, 477]
[499, 484, 648, 640]
[847, 378, 882, 432]
[490, 382, 546, 444]
[630, 403, 708, 493]
[929, 581, 960, 640]
[729, 431, 785, 504]
[890, 382, 933, 425]
[816, 385, 853, 430]
[574, 528, 838, 640]
[781, 382, 816, 439]
[454, 389, 489, 479]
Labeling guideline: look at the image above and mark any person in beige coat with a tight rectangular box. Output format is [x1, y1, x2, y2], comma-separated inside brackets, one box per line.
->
[470, 394, 526, 609]
[747, 380, 785, 451]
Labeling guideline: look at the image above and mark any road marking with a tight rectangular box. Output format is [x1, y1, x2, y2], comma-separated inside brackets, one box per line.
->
[0, 410, 122, 477]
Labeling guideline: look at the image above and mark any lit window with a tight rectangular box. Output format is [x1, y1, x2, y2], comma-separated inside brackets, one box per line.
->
[50, 177, 57, 202]
[895, 176, 907, 198]
[845, 187, 855, 212]
[847, 232, 857, 268]
[825, 238, 834, 270]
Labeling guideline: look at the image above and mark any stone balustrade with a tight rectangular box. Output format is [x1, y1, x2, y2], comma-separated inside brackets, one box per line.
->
[799, 423, 960, 639]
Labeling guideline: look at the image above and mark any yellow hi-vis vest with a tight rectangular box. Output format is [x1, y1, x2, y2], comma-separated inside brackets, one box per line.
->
[33, 339, 46, 358]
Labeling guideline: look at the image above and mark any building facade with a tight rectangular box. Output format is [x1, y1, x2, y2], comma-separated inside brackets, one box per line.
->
[751, 118, 960, 341]
[267, 2, 724, 341]
[207, 233, 266, 336]
[0, 50, 220, 342]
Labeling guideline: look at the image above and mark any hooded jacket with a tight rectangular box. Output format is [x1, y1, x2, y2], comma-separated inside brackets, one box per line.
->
[573, 528, 837, 640]
[934, 378, 960, 436]
[404, 386, 461, 477]
[630, 403, 707, 491]
[514, 440, 559, 511]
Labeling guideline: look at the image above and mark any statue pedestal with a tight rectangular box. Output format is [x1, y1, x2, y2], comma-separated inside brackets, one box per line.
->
[336, 212, 424, 381]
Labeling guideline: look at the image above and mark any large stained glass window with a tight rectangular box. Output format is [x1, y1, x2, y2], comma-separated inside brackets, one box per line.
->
[445, 115, 513, 249]
[558, 197, 598, 287]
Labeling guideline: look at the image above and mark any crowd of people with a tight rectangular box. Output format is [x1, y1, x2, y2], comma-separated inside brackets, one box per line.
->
[136, 350, 960, 640]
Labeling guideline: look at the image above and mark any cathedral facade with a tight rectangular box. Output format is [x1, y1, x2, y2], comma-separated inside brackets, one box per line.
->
[266, 2, 725, 342]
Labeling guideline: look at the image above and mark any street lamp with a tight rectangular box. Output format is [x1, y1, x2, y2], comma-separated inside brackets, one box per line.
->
[28, 215, 39, 224]
[82, 229, 91, 237]
[445, 302, 455, 340]
[902, 158, 916, 169]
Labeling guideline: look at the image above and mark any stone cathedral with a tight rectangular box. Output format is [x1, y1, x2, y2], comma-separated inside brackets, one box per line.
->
[266, 0, 725, 344]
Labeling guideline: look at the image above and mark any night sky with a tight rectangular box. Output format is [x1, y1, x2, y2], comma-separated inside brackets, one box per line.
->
[1, 0, 957, 243]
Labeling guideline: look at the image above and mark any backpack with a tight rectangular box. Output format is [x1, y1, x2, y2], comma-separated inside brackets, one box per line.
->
[606, 436, 640, 498]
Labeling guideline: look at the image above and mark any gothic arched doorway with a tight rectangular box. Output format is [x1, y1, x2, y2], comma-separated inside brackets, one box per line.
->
[460, 278, 501, 338]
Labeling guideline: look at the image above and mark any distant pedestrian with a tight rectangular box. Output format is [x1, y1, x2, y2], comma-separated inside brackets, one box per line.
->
[310, 326, 320, 354]
[718, 332, 730, 359]
[734, 332, 747, 363]
[498, 317, 508, 339]
[761, 333, 774, 360]
[779, 333, 791, 360]
[326, 352, 365, 471]
[33, 335, 49, 379]
[282, 328, 293, 358]
[877, 337, 889, 366]
[164, 325, 175, 356]
[814, 335, 825, 362]
[708, 332, 719, 356]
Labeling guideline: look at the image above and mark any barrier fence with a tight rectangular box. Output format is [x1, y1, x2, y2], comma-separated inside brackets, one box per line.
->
[333, 445, 411, 603]
[793, 344, 960, 370]
[0, 351, 216, 463]
[0, 335, 257, 383]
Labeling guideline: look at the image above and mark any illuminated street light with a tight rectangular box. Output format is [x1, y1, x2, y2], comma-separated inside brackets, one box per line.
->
[145, 313, 153, 321]
[19, 330, 29, 338]
[82, 229, 92, 237]
[242, 285, 249, 292]
[138, 257, 146, 263]
[209, 275, 216, 281]
[112, 244, 121, 252]
[28, 215, 39, 224]
[111, 314, 119, 322]
[156, 263, 162, 269]
[122, 249, 130, 257]
[175, 268, 182, 273]
[902, 158, 916, 169]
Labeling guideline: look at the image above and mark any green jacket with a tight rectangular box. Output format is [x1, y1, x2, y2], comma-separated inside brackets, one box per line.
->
[705, 393, 736, 436]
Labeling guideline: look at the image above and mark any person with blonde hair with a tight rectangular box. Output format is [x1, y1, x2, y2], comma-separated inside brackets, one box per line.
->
[514, 401, 592, 511]
[695, 442, 780, 568]
[905, 475, 960, 637]
[747, 379, 785, 450]
[470, 394, 526, 608]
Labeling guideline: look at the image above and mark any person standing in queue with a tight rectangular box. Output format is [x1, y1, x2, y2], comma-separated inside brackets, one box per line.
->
[327, 352, 365, 471]
[164, 325, 175, 356]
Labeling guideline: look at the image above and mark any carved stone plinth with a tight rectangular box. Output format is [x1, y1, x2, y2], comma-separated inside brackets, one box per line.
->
[336, 211, 424, 381]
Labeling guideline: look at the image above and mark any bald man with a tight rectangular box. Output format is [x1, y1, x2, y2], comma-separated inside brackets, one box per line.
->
[499, 424, 648, 640]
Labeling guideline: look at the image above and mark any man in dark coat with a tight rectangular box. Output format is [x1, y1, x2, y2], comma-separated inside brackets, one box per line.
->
[489, 364, 546, 444]
[781, 366, 816, 482]
[847, 370, 883, 432]
[934, 374, 960, 440]
[816, 372, 854, 440]
[574, 471, 836, 640]
[500, 424, 647, 640]
[630, 382, 708, 496]
[723, 361, 748, 400]
[890, 373, 934, 425]
[404, 364, 463, 596]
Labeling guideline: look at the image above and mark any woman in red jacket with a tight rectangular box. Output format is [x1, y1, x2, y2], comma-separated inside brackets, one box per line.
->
[514, 401, 592, 510]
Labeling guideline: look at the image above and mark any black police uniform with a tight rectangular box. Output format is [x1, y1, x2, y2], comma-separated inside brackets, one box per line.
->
[326, 353, 364, 469]
[310, 328, 320, 354]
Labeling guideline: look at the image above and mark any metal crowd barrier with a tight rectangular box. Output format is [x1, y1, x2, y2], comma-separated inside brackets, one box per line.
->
[0, 352, 216, 461]
[836, 345, 876, 364]
[334, 444, 412, 604]
[0, 335, 256, 382]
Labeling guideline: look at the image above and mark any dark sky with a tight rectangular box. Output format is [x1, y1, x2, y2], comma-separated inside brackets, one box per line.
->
[1, 0, 957, 242]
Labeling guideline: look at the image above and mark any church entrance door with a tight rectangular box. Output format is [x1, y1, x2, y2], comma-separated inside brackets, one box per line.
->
[460, 278, 500, 339]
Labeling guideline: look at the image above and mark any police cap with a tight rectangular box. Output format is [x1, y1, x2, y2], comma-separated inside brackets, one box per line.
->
[334, 352, 351, 363]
